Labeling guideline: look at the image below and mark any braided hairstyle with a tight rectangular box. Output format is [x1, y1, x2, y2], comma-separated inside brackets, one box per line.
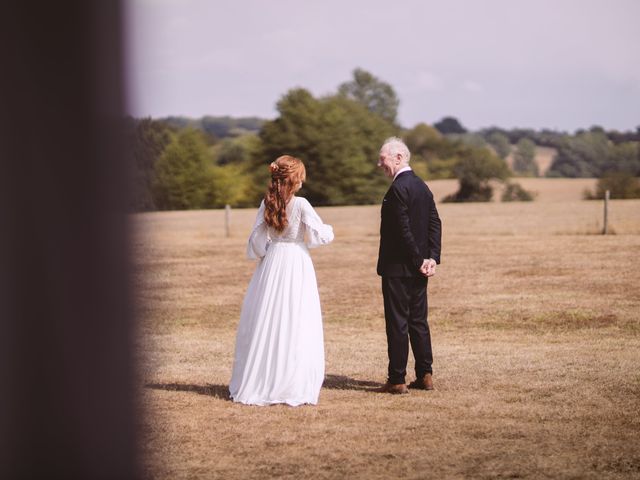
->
[263, 155, 306, 232]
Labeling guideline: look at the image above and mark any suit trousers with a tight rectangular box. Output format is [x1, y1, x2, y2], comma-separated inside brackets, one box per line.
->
[382, 276, 433, 384]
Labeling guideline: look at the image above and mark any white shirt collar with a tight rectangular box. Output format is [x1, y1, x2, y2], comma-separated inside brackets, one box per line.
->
[393, 165, 412, 180]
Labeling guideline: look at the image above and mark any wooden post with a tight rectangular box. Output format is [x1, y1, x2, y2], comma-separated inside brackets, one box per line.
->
[225, 204, 231, 237]
[603, 189, 610, 235]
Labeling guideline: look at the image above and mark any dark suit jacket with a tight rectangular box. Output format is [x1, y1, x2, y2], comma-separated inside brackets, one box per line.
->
[377, 170, 442, 277]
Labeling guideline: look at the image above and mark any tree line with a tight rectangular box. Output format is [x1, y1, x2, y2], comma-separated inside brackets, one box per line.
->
[127, 69, 640, 211]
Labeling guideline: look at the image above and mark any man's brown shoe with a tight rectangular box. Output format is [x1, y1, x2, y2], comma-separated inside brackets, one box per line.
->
[376, 382, 409, 394]
[408, 373, 434, 390]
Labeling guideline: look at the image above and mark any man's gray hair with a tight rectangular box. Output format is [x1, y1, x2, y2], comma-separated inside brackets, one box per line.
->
[381, 136, 411, 163]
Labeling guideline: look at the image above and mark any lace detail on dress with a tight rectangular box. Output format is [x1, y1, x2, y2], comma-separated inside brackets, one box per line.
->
[246, 197, 333, 259]
[267, 197, 306, 244]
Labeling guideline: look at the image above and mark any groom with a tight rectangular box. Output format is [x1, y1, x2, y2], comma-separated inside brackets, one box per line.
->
[376, 137, 442, 394]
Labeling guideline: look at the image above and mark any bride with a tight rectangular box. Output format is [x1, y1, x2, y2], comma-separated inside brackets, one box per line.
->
[229, 155, 334, 406]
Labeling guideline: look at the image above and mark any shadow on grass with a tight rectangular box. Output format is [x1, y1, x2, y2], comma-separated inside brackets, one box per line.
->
[145, 375, 382, 399]
[323, 374, 382, 391]
[145, 382, 231, 401]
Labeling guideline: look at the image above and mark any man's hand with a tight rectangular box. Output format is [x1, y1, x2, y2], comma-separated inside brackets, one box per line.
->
[419, 258, 437, 277]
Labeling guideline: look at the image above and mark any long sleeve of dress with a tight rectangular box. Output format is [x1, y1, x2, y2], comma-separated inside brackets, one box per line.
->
[246, 201, 269, 259]
[300, 198, 334, 248]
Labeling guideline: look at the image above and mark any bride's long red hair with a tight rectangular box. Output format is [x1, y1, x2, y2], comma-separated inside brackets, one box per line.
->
[264, 155, 306, 232]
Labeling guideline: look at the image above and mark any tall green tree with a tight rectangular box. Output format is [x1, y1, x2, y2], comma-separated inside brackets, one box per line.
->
[337, 68, 400, 124]
[213, 134, 262, 166]
[448, 133, 487, 148]
[434, 116, 467, 135]
[403, 123, 499, 180]
[403, 123, 440, 179]
[546, 130, 611, 177]
[209, 163, 254, 207]
[487, 131, 512, 159]
[152, 128, 214, 210]
[210, 134, 262, 207]
[403, 123, 457, 179]
[513, 138, 538, 176]
[404, 123, 442, 149]
[215, 139, 247, 165]
[443, 149, 510, 202]
[258, 88, 397, 205]
[608, 142, 640, 175]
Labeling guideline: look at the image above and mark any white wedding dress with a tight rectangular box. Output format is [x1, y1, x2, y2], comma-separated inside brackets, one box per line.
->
[229, 196, 334, 406]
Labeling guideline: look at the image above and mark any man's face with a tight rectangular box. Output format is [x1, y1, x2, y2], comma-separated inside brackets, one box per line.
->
[378, 147, 398, 178]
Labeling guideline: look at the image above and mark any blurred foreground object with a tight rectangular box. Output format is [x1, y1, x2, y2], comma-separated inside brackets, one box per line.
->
[0, 2, 139, 478]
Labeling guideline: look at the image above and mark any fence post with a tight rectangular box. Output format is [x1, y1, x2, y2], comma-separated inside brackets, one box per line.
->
[602, 190, 610, 235]
[225, 204, 231, 237]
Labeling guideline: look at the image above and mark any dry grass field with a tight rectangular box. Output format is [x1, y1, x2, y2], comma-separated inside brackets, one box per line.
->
[134, 178, 640, 479]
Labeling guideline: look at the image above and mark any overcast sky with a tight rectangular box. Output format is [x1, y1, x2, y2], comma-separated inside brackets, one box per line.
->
[126, 0, 640, 132]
